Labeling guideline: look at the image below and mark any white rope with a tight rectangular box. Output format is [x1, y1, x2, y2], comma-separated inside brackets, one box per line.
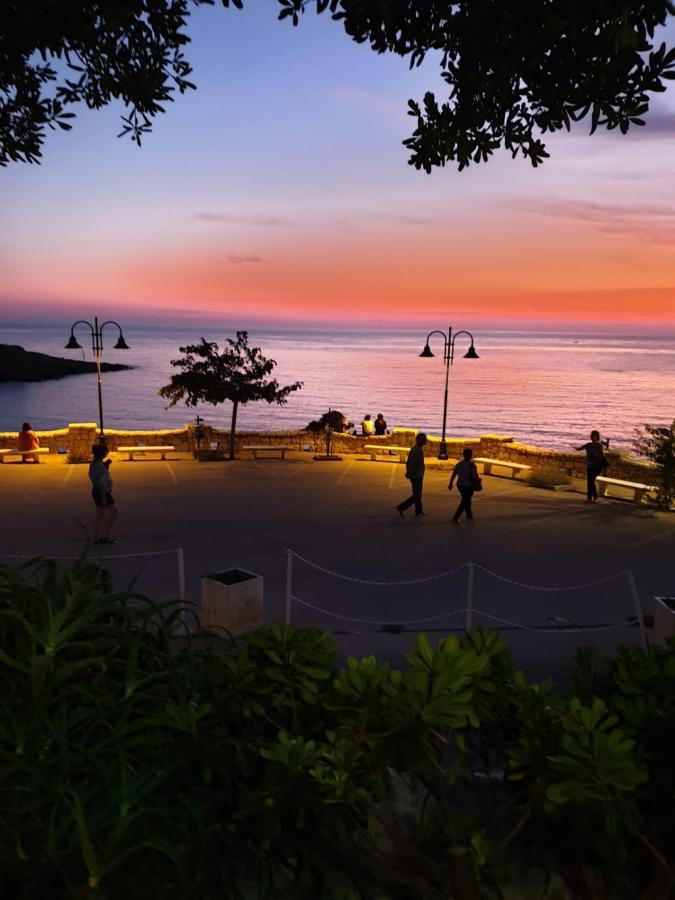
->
[292, 596, 467, 626]
[1, 548, 182, 561]
[472, 565, 630, 592]
[287, 551, 467, 586]
[470, 609, 638, 634]
[291, 597, 637, 634]
[287, 551, 630, 593]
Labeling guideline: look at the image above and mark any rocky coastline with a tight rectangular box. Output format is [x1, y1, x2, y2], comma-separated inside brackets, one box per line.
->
[0, 344, 131, 383]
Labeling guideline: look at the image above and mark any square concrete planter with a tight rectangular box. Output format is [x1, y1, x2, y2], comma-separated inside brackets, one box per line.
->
[200, 569, 263, 637]
[652, 597, 675, 648]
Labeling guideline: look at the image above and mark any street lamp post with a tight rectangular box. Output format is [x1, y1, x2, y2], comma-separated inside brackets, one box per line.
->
[65, 317, 130, 442]
[419, 326, 478, 460]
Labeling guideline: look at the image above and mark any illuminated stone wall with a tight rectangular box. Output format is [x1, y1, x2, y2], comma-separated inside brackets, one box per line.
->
[0, 423, 660, 485]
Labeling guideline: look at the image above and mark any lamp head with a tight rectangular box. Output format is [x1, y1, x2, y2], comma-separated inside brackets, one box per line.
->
[463, 344, 479, 359]
[114, 335, 130, 350]
[419, 344, 434, 358]
[65, 334, 81, 350]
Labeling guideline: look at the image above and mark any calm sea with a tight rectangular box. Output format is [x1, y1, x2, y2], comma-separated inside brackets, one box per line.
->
[1, 323, 673, 451]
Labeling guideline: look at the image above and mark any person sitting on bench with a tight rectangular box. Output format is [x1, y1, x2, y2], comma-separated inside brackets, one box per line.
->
[17, 422, 41, 463]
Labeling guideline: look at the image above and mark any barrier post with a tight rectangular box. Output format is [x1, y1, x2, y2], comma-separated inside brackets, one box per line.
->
[176, 547, 185, 604]
[465, 562, 475, 632]
[627, 570, 648, 652]
[285, 549, 293, 625]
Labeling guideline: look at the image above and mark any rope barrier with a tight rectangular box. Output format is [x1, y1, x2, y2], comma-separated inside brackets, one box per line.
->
[292, 595, 467, 626]
[469, 609, 637, 634]
[292, 596, 637, 634]
[472, 565, 631, 592]
[287, 551, 468, 586]
[287, 550, 630, 593]
[1, 549, 183, 561]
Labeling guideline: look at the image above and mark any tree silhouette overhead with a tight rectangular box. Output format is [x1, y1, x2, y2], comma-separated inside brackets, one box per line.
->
[158, 332, 303, 459]
[2, 1, 675, 170]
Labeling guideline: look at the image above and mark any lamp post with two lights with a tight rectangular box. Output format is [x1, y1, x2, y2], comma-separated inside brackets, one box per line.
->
[419, 327, 479, 460]
[65, 317, 130, 442]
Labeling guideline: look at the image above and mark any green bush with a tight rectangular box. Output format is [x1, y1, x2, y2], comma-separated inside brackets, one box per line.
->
[305, 409, 352, 433]
[526, 467, 572, 489]
[0, 559, 673, 899]
[634, 420, 675, 510]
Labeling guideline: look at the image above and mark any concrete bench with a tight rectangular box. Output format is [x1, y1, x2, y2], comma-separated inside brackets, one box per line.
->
[596, 476, 659, 505]
[243, 445, 292, 460]
[0, 448, 50, 463]
[474, 457, 531, 479]
[364, 444, 412, 464]
[117, 445, 175, 461]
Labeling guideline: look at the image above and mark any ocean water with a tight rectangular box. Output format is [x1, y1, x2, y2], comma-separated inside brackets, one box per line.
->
[1, 323, 673, 451]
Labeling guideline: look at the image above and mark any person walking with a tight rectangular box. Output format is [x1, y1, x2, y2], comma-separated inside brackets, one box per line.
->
[575, 430, 609, 503]
[396, 433, 427, 518]
[88, 443, 119, 544]
[17, 422, 41, 463]
[449, 447, 480, 523]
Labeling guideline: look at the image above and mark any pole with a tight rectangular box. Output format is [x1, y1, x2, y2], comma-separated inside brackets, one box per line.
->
[627, 570, 648, 653]
[285, 549, 293, 625]
[93, 317, 105, 441]
[465, 562, 474, 631]
[176, 547, 185, 604]
[439, 329, 451, 459]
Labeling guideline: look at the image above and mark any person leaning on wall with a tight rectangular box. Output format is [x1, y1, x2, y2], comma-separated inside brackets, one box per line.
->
[574, 429, 609, 503]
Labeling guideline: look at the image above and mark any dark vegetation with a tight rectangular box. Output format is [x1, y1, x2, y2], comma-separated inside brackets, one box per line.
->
[3, 1, 674, 169]
[158, 331, 302, 459]
[635, 419, 675, 510]
[0, 343, 130, 383]
[1, 557, 674, 899]
[305, 409, 352, 433]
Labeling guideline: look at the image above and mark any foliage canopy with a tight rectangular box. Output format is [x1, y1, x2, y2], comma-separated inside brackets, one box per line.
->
[3, 1, 675, 169]
[158, 331, 302, 458]
[634, 419, 675, 510]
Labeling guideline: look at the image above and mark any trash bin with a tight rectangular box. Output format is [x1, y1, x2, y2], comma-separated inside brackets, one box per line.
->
[200, 569, 263, 636]
[652, 597, 675, 648]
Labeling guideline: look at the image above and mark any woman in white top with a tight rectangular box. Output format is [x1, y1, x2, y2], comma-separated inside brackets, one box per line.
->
[449, 447, 480, 523]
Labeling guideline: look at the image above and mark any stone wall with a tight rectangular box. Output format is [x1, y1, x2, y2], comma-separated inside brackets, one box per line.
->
[0, 423, 660, 484]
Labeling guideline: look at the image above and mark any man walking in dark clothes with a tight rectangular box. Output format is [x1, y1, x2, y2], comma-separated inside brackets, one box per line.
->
[396, 433, 427, 517]
[449, 447, 480, 523]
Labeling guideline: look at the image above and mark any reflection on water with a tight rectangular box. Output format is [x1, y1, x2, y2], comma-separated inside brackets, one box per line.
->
[0, 324, 673, 451]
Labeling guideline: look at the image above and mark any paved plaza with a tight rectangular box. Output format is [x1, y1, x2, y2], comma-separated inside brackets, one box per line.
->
[2, 451, 673, 678]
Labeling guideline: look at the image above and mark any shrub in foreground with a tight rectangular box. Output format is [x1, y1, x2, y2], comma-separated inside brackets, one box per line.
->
[0, 559, 673, 899]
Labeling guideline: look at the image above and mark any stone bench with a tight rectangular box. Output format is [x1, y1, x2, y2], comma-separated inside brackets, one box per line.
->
[596, 476, 659, 505]
[364, 444, 412, 464]
[474, 457, 531, 479]
[0, 448, 50, 463]
[243, 445, 292, 460]
[117, 445, 175, 461]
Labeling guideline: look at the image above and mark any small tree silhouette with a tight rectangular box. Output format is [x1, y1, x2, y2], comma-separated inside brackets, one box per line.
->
[159, 332, 303, 460]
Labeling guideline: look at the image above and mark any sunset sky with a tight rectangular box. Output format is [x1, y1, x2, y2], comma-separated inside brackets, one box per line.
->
[2, 3, 675, 329]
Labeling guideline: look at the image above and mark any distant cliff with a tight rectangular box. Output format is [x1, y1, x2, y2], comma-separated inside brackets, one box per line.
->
[0, 344, 132, 383]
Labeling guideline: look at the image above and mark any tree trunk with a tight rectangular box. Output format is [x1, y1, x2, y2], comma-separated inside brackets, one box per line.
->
[229, 400, 238, 460]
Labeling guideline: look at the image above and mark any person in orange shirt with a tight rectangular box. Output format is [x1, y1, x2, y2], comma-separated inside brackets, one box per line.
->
[17, 422, 41, 463]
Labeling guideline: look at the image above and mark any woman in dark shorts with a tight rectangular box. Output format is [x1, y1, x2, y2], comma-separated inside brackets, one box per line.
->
[88, 443, 119, 543]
